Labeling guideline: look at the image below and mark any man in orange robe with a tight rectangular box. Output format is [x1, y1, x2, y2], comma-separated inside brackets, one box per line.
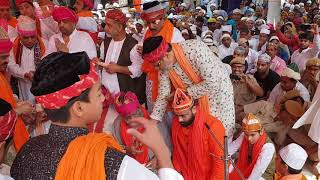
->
[171, 88, 225, 180]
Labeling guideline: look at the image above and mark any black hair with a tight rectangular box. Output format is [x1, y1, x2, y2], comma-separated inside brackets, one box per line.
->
[299, 33, 313, 41]
[143, 36, 164, 55]
[143, 1, 160, 11]
[44, 88, 91, 123]
[0, 98, 12, 116]
[281, 158, 303, 174]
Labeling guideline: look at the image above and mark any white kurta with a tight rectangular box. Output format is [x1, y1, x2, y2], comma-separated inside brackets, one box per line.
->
[246, 48, 259, 73]
[8, 25, 18, 42]
[47, 29, 97, 59]
[100, 38, 143, 94]
[268, 82, 310, 104]
[39, 17, 60, 40]
[77, 16, 98, 33]
[7, 41, 48, 102]
[218, 42, 238, 59]
[228, 133, 275, 180]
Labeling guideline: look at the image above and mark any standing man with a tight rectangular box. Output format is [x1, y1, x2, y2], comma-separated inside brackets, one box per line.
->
[171, 89, 225, 180]
[47, 6, 97, 59]
[142, 36, 235, 136]
[7, 16, 47, 102]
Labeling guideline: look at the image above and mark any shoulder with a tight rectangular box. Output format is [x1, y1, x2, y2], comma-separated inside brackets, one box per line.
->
[207, 115, 225, 134]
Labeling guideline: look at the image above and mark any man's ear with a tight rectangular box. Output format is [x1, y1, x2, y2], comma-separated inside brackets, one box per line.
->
[191, 105, 196, 115]
[70, 101, 85, 118]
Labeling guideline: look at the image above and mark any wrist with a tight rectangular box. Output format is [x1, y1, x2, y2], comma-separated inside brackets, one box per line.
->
[153, 144, 173, 169]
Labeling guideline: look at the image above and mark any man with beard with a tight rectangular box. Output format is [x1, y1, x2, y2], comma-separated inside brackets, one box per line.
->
[47, 6, 96, 59]
[218, 33, 238, 59]
[254, 53, 281, 99]
[171, 88, 225, 180]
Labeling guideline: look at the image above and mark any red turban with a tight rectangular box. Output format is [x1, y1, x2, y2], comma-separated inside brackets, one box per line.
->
[83, 0, 94, 9]
[142, 38, 168, 64]
[16, 0, 32, 6]
[106, 9, 127, 25]
[52, 7, 79, 24]
[0, 0, 10, 8]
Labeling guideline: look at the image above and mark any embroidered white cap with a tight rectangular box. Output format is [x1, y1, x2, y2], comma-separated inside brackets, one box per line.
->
[221, 25, 232, 33]
[220, 33, 231, 41]
[281, 67, 301, 80]
[232, 8, 242, 14]
[279, 143, 308, 170]
[260, 28, 270, 35]
[270, 36, 280, 42]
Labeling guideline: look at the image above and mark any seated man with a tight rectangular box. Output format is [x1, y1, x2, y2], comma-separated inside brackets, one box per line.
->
[230, 57, 264, 122]
[229, 113, 276, 180]
[268, 67, 310, 105]
[10, 52, 183, 180]
[300, 58, 320, 100]
[171, 89, 225, 180]
[276, 143, 308, 180]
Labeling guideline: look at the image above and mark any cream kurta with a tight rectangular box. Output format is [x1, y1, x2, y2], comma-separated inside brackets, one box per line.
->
[151, 40, 235, 134]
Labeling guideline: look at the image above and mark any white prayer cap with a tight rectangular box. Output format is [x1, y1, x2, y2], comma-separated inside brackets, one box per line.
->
[241, 17, 248, 21]
[270, 36, 280, 42]
[105, 3, 112, 9]
[200, 9, 206, 14]
[196, 6, 202, 10]
[260, 28, 270, 35]
[210, 3, 217, 7]
[299, 2, 304, 7]
[201, 30, 213, 38]
[203, 35, 214, 46]
[279, 143, 308, 170]
[181, 29, 188, 34]
[17, 15, 36, 36]
[294, 4, 300, 9]
[221, 25, 232, 33]
[112, 3, 120, 7]
[98, 32, 105, 39]
[220, 33, 231, 41]
[212, 10, 220, 15]
[255, 18, 266, 24]
[282, 67, 301, 80]
[97, 4, 103, 10]
[232, 8, 242, 14]
[258, 53, 271, 63]
[217, 16, 224, 21]
[167, 13, 174, 19]
[306, 0, 312, 4]
[135, 19, 144, 26]
[180, 3, 187, 8]
[246, 16, 255, 22]
[284, 3, 291, 8]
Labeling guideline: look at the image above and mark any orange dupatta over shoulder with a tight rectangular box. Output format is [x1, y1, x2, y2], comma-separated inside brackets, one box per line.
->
[55, 133, 124, 180]
[142, 20, 175, 102]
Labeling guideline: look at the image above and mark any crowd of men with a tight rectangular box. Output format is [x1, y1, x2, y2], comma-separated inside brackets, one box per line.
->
[0, 0, 320, 179]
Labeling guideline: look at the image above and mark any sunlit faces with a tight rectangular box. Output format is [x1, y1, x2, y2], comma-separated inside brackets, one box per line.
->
[18, 2, 35, 18]
[77, 82, 105, 123]
[0, 54, 9, 72]
[244, 131, 262, 144]
[231, 63, 245, 76]
[20, 35, 38, 49]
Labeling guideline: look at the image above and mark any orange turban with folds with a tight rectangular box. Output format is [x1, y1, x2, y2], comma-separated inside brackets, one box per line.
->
[106, 9, 127, 25]
[52, 7, 79, 24]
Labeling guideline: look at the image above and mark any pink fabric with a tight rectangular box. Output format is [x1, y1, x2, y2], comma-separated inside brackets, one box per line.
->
[0, 18, 8, 32]
[35, 62, 99, 109]
[114, 91, 140, 117]
[52, 7, 78, 23]
[142, 39, 168, 63]
[271, 56, 287, 75]
[0, 0, 10, 7]
[17, 27, 36, 37]
[0, 110, 17, 142]
[0, 39, 13, 55]
[83, 0, 94, 9]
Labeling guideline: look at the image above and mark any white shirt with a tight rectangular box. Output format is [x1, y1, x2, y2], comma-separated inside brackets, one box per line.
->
[39, 16, 60, 40]
[268, 81, 311, 104]
[291, 34, 320, 72]
[228, 133, 275, 180]
[7, 40, 48, 102]
[77, 16, 98, 32]
[8, 25, 18, 42]
[218, 42, 238, 59]
[100, 38, 143, 94]
[118, 156, 184, 180]
[47, 29, 97, 59]
[246, 48, 259, 73]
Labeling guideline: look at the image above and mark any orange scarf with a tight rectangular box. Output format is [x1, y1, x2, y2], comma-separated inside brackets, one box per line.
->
[133, 0, 142, 12]
[229, 132, 267, 180]
[8, 17, 18, 28]
[77, 10, 94, 17]
[120, 106, 149, 164]
[77, 10, 98, 43]
[142, 20, 175, 102]
[55, 133, 124, 180]
[0, 73, 29, 151]
[35, 18, 42, 38]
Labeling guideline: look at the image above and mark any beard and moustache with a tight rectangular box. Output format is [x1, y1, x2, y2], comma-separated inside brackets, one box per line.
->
[179, 114, 195, 127]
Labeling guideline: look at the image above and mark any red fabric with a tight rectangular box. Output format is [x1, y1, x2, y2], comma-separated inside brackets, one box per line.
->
[0, 110, 17, 142]
[0, 0, 10, 7]
[83, 0, 93, 9]
[276, 31, 299, 52]
[0, 39, 13, 55]
[114, 92, 140, 117]
[229, 132, 268, 180]
[142, 39, 168, 64]
[52, 7, 78, 23]
[106, 9, 127, 25]
[172, 106, 225, 180]
[120, 106, 149, 164]
[35, 62, 99, 109]
[16, 0, 32, 6]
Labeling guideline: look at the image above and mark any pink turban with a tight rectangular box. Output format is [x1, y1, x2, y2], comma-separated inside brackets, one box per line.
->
[0, 26, 13, 55]
[52, 7, 79, 24]
[83, 0, 94, 9]
[114, 92, 140, 117]
[17, 16, 37, 37]
[106, 9, 127, 25]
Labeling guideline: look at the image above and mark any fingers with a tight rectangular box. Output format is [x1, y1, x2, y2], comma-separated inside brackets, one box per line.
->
[128, 117, 149, 126]
[127, 128, 144, 142]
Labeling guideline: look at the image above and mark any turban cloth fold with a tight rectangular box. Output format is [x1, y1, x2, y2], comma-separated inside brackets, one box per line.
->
[52, 7, 79, 24]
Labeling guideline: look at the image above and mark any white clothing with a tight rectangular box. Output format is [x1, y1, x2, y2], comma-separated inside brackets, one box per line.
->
[100, 38, 143, 94]
[39, 16, 60, 40]
[117, 156, 184, 180]
[47, 29, 97, 59]
[132, 33, 144, 42]
[8, 25, 18, 42]
[268, 81, 310, 104]
[246, 48, 259, 73]
[291, 34, 320, 72]
[218, 42, 238, 60]
[7, 40, 48, 102]
[228, 133, 275, 180]
[77, 16, 98, 32]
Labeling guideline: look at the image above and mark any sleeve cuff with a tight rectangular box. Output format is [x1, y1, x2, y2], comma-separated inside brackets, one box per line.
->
[158, 168, 184, 180]
[128, 65, 142, 78]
